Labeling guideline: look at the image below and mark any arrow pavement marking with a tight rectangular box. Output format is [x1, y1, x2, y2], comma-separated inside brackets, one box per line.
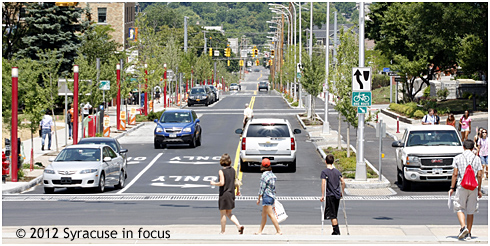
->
[117, 153, 163, 194]
[354, 69, 363, 90]
[150, 183, 212, 188]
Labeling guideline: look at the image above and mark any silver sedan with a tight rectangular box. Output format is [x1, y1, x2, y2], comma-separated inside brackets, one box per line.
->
[43, 144, 126, 193]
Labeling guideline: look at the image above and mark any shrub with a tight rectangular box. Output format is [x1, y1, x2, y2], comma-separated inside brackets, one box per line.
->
[437, 88, 449, 100]
[423, 85, 431, 97]
[372, 74, 390, 88]
[413, 110, 425, 118]
[147, 110, 165, 121]
[462, 92, 472, 99]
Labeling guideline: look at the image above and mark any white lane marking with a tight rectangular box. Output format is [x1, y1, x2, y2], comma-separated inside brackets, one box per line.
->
[150, 183, 212, 188]
[168, 161, 218, 165]
[117, 153, 163, 194]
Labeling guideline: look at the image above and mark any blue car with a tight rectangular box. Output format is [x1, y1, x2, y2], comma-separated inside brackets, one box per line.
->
[154, 109, 202, 149]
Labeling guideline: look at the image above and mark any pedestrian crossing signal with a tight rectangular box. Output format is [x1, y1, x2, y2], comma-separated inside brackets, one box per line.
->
[209, 48, 213, 57]
[239, 60, 244, 66]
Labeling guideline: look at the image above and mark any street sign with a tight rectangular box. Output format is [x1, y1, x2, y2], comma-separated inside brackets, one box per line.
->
[297, 73, 302, 79]
[357, 106, 367, 114]
[376, 122, 387, 138]
[214, 50, 219, 57]
[382, 67, 390, 73]
[388, 72, 398, 76]
[99, 80, 110, 90]
[352, 67, 372, 92]
[394, 77, 405, 82]
[352, 91, 371, 107]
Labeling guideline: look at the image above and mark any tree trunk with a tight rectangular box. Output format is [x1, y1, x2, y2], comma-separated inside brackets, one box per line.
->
[347, 123, 350, 157]
[337, 115, 341, 150]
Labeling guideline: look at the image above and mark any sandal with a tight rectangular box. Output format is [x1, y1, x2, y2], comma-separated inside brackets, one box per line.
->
[238, 226, 244, 234]
[254, 232, 262, 235]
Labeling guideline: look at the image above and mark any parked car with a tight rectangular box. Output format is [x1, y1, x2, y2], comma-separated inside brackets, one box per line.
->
[77, 137, 128, 166]
[43, 144, 126, 193]
[235, 118, 301, 172]
[254, 69, 260, 72]
[187, 86, 213, 107]
[230, 83, 240, 91]
[391, 125, 463, 191]
[154, 109, 202, 149]
[258, 81, 269, 91]
[206, 85, 219, 102]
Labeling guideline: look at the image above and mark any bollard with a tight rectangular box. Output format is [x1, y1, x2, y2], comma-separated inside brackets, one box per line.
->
[396, 117, 400, 133]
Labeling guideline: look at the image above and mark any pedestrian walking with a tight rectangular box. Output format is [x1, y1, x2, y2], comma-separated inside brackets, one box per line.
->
[473, 127, 483, 155]
[449, 140, 483, 240]
[39, 110, 54, 151]
[243, 103, 253, 129]
[477, 129, 488, 179]
[210, 153, 244, 235]
[81, 102, 92, 119]
[67, 104, 74, 140]
[446, 113, 456, 128]
[459, 111, 472, 141]
[421, 108, 436, 125]
[255, 158, 282, 235]
[320, 154, 346, 235]
[434, 109, 440, 125]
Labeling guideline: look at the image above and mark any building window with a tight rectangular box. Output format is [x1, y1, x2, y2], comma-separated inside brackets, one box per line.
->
[98, 8, 107, 23]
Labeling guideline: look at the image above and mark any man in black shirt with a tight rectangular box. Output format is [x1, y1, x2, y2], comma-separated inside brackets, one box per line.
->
[320, 154, 346, 235]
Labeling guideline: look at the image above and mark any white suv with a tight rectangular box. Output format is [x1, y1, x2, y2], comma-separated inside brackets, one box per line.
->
[235, 118, 301, 172]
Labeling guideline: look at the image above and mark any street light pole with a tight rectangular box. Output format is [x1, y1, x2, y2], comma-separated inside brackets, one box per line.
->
[298, 2, 303, 108]
[116, 63, 121, 130]
[356, 2, 367, 181]
[73, 65, 79, 145]
[11, 67, 19, 182]
[323, 3, 330, 134]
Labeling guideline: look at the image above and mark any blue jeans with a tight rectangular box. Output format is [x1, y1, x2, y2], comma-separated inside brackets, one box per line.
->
[41, 128, 52, 149]
[262, 194, 274, 206]
[68, 122, 73, 138]
[481, 155, 488, 165]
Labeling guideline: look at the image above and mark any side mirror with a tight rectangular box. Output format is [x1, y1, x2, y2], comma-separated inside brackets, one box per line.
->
[119, 149, 128, 153]
[392, 141, 404, 148]
[48, 157, 55, 162]
[154, 119, 158, 123]
[196, 119, 200, 123]
[293, 129, 302, 134]
[235, 129, 243, 134]
[103, 156, 112, 162]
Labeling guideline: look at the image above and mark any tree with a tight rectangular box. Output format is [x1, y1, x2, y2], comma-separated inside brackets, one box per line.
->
[16, 2, 90, 75]
[301, 50, 325, 119]
[79, 24, 122, 64]
[2, 3, 28, 60]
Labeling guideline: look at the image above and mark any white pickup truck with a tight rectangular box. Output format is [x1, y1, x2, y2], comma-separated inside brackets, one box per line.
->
[391, 125, 463, 191]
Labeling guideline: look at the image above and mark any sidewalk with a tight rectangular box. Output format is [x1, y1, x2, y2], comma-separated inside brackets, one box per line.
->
[2, 100, 170, 194]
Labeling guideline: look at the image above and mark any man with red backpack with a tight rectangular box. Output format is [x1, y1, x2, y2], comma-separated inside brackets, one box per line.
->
[449, 139, 483, 240]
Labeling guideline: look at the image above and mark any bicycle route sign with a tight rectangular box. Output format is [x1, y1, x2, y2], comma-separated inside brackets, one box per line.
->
[352, 67, 372, 92]
[352, 91, 372, 107]
[99, 80, 110, 91]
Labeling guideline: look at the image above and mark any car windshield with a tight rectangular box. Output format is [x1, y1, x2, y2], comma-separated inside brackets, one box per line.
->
[406, 130, 461, 147]
[260, 82, 267, 85]
[55, 148, 101, 162]
[191, 88, 206, 94]
[160, 112, 192, 123]
[246, 124, 290, 137]
[230, 83, 237, 86]
[78, 140, 118, 152]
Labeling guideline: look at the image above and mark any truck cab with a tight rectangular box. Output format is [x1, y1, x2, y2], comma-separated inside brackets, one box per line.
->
[392, 125, 462, 191]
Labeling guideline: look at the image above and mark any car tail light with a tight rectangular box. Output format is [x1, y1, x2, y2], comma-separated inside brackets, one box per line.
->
[291, 138, 295, 150]
[242, 137, 246, 150]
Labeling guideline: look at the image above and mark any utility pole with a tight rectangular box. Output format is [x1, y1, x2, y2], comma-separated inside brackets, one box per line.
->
[322, 2, 330, 134]
[203, 31, 207, 54]
[355, 2, 367, 181]
[298, 2, 303, 108]
[184, 16, 188, 53]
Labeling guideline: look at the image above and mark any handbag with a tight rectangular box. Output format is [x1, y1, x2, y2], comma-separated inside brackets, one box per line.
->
[235, 177, 242, 187]
[273, 200, 288, 223]
[461, 155, 478, 191]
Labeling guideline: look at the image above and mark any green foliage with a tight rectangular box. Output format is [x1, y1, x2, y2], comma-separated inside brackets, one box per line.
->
[413, 110, 425, 119]
[423, 86, 431, 98]
[135, 114, 148, 122]
[389, 102, 420, 118]
[436, 88, 449, 100]
[2, 3, 29, 60]
[324, 147, 378, 179]
[147, 110, 165, 122]
[372, 74, 390, 88]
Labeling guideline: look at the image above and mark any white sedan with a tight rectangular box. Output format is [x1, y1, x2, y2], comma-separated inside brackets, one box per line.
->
[43, 144, 126, 193]
[230, 83, 240, 91]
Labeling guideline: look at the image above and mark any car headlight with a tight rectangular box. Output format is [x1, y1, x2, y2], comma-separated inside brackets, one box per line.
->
[44, 169, 55, 174]
[406, 156, 421, 166]
[80, 169, 98, 174]
[202, 96, 207, 99]
[183, 127, 192, 132]
[155, 127, 164, 133]
[190, 96, 195, 99]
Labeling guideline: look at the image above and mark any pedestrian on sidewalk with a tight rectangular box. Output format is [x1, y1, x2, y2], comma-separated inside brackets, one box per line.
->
[421, 108, 436, 125]
[255, 158, 282, 235]
[210, 153, 244, 235]
[477, 129, 488, 180]
[449, 139, 483, 240]
[39, 110, 54, 151]
[434, 109, 440, 125]
[82, 102, 92, 119]
[320, 154, 346, 235]
[473, 127, 483, 155]
[459, 111, 472, 141]
[67, 104, 74, 140]
[243, 103, 253, 129]
[446, 113, 456, 128]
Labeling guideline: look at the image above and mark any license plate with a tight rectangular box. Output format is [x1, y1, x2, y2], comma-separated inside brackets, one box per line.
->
[196, 99, 200, 101]
[432, 168, 443, 174]
[60, 177, 72, 184]
[169, 134, 177, 138]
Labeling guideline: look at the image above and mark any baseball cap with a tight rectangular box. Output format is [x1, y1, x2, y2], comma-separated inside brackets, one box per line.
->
[261, 158, 271, 168]
[245, 103, 249, 107]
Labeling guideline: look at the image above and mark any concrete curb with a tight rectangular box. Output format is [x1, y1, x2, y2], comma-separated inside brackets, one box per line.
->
[2, 175, 42, 195]
[114, 122, 146, 139]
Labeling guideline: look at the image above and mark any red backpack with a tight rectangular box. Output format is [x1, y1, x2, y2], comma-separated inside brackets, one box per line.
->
[461, 156, 478, 191]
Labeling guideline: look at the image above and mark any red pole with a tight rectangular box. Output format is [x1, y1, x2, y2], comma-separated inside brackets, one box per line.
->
[221, 76, 224, 92]
[73, 65, 79, 144]
[11, 67, 18, 182]
[186, 79, 188, 101]
[396, 117, 400, 133]
[163, 64, 167, 108]
[116, 63, 121, 130]
[144, 64, 148, 116]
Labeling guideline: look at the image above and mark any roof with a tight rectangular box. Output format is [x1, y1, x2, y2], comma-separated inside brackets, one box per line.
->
[249, 118, 289, 124]
[78, 137, 116, 142]
[65, 144, 105, 149]
[163, 109, 192, 113]
[406, 125, 458, 131]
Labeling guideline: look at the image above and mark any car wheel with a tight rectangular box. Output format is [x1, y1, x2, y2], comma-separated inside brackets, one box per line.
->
[397, 167, 402, 185]
[197, 132, 202, 146]
[401, 170, 412, 191]
[289, 159, 297, 172]
[190, 135, 197, 148]
[115, 170, 125, 189]
[154, 141, 161, 149]
[188, 103, 193, 107]
[44, 187, 54, 194]
[96, 173, 105, 193]
[240, 159, 249, 172]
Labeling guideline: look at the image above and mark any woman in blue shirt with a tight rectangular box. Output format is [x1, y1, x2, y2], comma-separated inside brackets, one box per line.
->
[255, 158, 282, 235]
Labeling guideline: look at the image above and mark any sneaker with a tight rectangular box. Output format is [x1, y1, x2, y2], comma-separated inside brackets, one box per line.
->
[458, 226, 469, 239]
[465, 233, 471, 240]
[41, 146, 44, 151]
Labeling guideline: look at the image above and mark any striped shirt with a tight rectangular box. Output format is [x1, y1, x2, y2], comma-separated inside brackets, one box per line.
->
[452, 150, 482, 186]
[258, 171, 276, 199]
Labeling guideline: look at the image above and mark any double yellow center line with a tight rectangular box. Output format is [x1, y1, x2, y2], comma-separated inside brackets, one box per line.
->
[233, 96, 255, 193]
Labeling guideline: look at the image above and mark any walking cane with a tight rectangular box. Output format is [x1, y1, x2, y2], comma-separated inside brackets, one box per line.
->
[341, 190, 350, 235]
[320, 201, 324, 234]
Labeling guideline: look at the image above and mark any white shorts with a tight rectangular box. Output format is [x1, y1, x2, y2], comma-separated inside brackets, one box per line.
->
[453, 187, 479, 214]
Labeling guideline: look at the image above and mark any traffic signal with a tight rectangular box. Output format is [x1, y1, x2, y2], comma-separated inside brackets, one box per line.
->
[239, 60, 244, 66]
[256, 59, 259, 66]
[227, 60, 230, 66]
[271, 50, 275, 56]
[225, 48, 231, 57]
[55, 2, 78, 6]
[252, 49, 255, 58]
[254, 49, 258, 56]
[209, 48, 213, 57]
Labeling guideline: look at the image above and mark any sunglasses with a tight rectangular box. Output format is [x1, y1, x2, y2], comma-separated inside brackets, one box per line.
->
[483, 131, 487, 133]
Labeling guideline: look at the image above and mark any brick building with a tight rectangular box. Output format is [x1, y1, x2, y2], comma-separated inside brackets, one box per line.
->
[78, 2, 136, 51]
